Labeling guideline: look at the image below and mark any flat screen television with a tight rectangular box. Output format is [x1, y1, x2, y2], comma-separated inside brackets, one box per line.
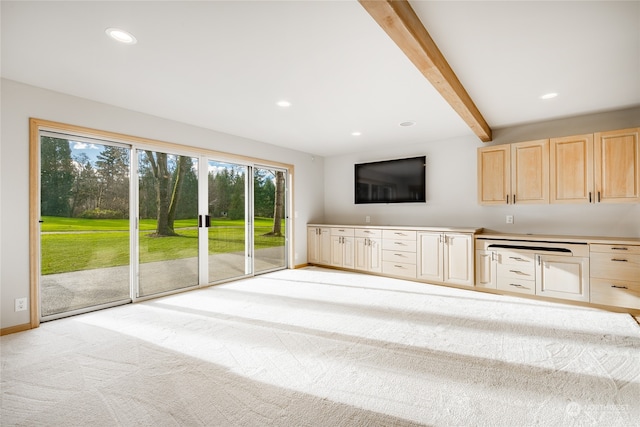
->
[355, 156, 426, 204]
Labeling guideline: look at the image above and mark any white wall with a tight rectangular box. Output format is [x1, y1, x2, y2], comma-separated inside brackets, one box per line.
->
[324, 107, 640, 237]
[0, 78, 325, 329]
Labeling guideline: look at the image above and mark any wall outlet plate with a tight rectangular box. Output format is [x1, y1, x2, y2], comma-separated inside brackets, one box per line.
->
[365, 216, 371, 223]
[506, 215, 514, 224]
[15, 297, 27, 312]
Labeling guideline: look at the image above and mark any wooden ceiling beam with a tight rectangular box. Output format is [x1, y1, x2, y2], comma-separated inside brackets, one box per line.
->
[359, 0, 492, 142]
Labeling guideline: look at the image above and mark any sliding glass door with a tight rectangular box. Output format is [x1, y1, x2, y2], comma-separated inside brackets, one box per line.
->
[39, 134, 131, 319]
[37, 125, 289, 321]
[137, 149, 199, 297]
[253, 166, 287, 274]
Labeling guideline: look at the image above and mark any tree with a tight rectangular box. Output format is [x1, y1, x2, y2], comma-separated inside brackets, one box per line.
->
[268, 171, 285, 236]
[40, 137, 75, 217]
[95, 146, 129, 217]
[144, 151, 191, 236]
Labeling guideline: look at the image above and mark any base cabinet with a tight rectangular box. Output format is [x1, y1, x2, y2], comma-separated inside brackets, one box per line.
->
[590, 243, 640, 309]
[418, 232, 473, 286]
[330, 228, 355, 269]
[535, 254, 590, 302]
[354, 228, 382, 273]
[307, 227, 331, 265]
[475, 250, 497, 289]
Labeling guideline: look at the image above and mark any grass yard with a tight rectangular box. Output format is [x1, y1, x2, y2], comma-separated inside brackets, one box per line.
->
[41, 216, 285, 275]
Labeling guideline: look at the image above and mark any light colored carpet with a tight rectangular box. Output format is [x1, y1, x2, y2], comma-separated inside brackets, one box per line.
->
[2, 267, 639, 426]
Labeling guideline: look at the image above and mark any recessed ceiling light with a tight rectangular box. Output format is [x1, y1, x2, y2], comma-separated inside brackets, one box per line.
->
[105, 28, 137, 45]
[399, 121, 416, 127]
[276, 100, 291, 108]
[351, 131, 362, 136]
[540, 92, 558, 100]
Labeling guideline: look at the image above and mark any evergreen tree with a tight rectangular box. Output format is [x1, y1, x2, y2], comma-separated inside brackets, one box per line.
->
[40, 137, 74, 217]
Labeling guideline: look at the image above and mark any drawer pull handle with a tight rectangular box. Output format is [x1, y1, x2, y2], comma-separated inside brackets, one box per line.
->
[509, 257, 528, 262]
[611, 247, 628, 250]
[611, 285, 629, 289]
[509, 283, 524, 288]
[394, 265, 404, 268]
[509, 270, 529, 276]
[611, 258, 628, 262]
[394, 242, 405, 245]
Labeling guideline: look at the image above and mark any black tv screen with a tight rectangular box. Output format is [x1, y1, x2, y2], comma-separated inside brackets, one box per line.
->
[355, 156, 426, 204]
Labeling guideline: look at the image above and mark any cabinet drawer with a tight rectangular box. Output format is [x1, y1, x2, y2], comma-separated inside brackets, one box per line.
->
[382, 239, 417, 252]
[354, 228, 382, 238]
[382, 230, 417, 241]
[382, 261, 417, 279]
[590, 252, 640, 281]
[497, 264, 535, 280]
[382, 250, 417, 265]
[497, 277, 535, 295]
[497, 250, 536, 267]
[590, 244, 640, 255]
[590, 278, 640, 310]
[331, 227, 354, 237]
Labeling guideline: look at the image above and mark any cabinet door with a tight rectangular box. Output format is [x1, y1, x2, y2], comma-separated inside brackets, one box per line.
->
[319, 229, 332, 265]
[354, 237, 368, 271]
[511, 139, 549, 204]
[478, 145, 511, 205]
[535, 254, 590, 302]
[369, 238, 383, 273]
[475, 250, 496, 289]
[343, 236, 355, 269]
[594, 127, 640, 203]
[307, 227, 319, 263]
[330, 235, 343, 267]
[550, 134, 594, 203]
[444, 234, 473, 286]
[417, 232, 443, 282]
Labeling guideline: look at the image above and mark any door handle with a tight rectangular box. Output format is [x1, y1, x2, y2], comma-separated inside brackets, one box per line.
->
[205, 215, 211, 228]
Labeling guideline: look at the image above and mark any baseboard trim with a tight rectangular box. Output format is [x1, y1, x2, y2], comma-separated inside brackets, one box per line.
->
[294, 263, 310, 269]
[1, 322, 33, 336]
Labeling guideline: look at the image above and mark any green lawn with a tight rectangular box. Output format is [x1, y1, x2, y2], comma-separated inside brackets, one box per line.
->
[41, 216, 284, 275]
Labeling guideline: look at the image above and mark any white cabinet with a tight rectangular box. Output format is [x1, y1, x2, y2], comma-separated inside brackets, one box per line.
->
[381, 229, 417, 279]
[475, 249, 497, 289]
[354, 228, 382, 273]
[535, 254, 590, 302]
[307, 226, 331, 265]
[330, 227, 355, 269]
[418, 232, 473, 286]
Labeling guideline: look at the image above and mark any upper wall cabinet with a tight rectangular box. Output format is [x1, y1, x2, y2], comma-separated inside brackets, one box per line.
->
[477, 144, 510, 205]
[478, 139, 549, 205]
[594, 127, 640, 203]
[550, 134, 594, 204]
[550, 128, 640, 204]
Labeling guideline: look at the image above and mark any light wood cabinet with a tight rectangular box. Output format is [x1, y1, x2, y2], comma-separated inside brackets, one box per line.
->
[590, 243, 640, 309]
[550, 128, 640, 204]
[550, 134, 594, 203]
[478, 144, 510, 205]
[354, 229, 382, 273]
[418, 232, 473, 286]
[307, 226, 331, 265]
[478, 139, 548, 205]
[594, 127, 640, 203]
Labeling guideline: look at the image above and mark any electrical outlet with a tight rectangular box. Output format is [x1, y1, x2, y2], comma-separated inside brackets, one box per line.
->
[506, 215, 514, 224]
[15, 297, 27, 312]
[365, 216, 371, 223]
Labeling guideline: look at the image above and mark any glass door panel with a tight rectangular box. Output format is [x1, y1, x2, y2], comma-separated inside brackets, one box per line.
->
[253, 167, 287, 274]
[40, 135, 131, 318]
[137, 150, 199, 297]
[206, 160, 249, 282]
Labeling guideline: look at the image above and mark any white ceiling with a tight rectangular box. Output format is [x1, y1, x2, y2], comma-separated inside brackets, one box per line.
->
[2, 1, 639, 157]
